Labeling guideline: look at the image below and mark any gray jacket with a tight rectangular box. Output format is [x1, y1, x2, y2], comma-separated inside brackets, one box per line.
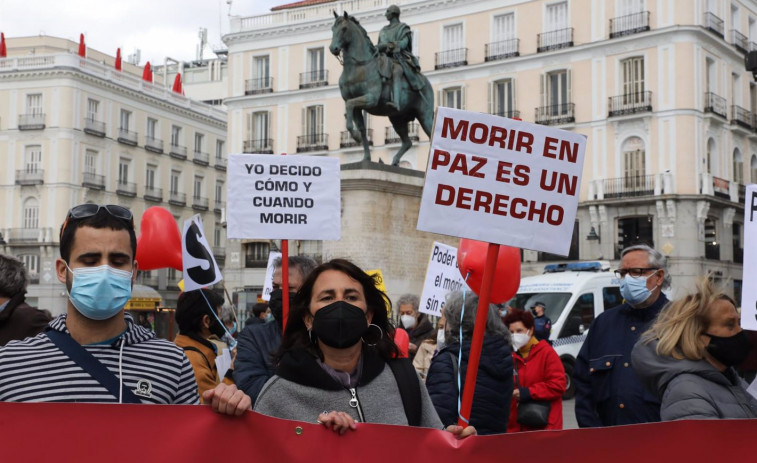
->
[254, 349, 443, 428]
[632, 340, 757, 420]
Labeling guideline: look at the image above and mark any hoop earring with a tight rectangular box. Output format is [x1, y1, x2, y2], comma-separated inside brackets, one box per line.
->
[361, 323, 384, 346]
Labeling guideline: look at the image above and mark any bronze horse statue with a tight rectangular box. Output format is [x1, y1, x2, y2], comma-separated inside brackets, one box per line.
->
[329, 11, 434, 166]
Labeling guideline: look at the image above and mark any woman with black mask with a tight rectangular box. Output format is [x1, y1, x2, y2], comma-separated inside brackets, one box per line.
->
[253, 259, 475, 438]
[632, 277, 757, 419]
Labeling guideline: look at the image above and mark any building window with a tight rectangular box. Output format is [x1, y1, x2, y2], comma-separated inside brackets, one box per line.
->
[26, 93, 43, 115]
[244, 242, 270, 268]
[733, 148, 744, 184]
[438, 23, 465, 67]
[616, 216, 654, 258]
[440, 87, 463, 109]
[706, 138, 715, 175]
[24, 145, 42, 173]
[194, 175, 203, 199]
[751, 154, 757, 183]
[305, 105, 323, 137]
[118, 158, 130, 184]
[194, 133, 205, 153]
[246, 111, 271, 153]
[733, 222, 744, 264]
[492, 12, 515, 43]
[704, 217, 719, 260]
[170, 170, 181, 194]
[307, 47, 325, 81]
[147, 118, 158, 140]
[120, 109, 131, 131]
[623, 136, 646, 187]
[146, 164, 157, 189]
[215, 180, 224, 203]
[171, 125, 182, 146]
[19, 254, 40, 279]
[490, 79, 515, 117]
[86, 98, 99, 121]
[621, 57, 645, 98]
[214, 228, 222, 247]
[85, 149, 98, 175]
[543, 70, 570, 110]
[216, 140, 225, 160]
[23, 198, 39, 229]
[253, 55, 270, 86]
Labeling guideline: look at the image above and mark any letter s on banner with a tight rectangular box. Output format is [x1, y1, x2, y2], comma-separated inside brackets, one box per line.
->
[182, 214, 223, 292]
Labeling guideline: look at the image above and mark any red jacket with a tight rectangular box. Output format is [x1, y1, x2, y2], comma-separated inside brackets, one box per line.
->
[507, 339, 566, 432]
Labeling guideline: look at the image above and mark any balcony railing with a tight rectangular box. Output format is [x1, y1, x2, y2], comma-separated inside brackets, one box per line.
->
[704, 92, 727, 119]
[385, 122, 420, 144]
[169, 144, 187, 159]
[15, 169, 44, 185]
[537, 28, 573, 53]
[245, 77, 274, 95]
[299, 70, 328, 89]
[731, 105, 752, 129]
[116, 181, 137, 197]
[712, 176, 730, 199]
[608, 91, 653, 117]
[83, 117, 106, 137]
[82, 172, 105, 190]
[18, 113, 46, 130]
[609, 11, 650, 38]
[144, 186, 163, 202]
[193, 150, 209, 166]
[739, 183, 747, 204]
[7, 228, 41, 242]
[340, 129, 373, 148]
[492, 110, 521, 120]
[214, 155, 227, 171]
[731, 29, 748, 53]
[485, 39, 519, 61]
[168, 191, 187, 206]
[296, 133, 328, 152]
[145, 137, 164, 154]
[603, 175, 656, 199]
[192, 196, 209, 211]
[435, 48, 468, 69]
[243, 139, 274, 154]
[535, 103, 575, 125]
[704, 12, 724, 38]
[214, 200, 225, 213]
[117, 128, 138, 146]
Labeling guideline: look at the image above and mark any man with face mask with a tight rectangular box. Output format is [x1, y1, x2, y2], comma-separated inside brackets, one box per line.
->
[0, 204, 250, 415]
[573, 244, 670, 427]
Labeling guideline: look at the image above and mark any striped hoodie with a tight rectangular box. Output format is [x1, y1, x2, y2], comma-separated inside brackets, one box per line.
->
[0, 313, 199, 404]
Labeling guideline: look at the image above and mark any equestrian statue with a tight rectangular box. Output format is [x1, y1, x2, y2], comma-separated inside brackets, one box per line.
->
[330, 5, 434, 166]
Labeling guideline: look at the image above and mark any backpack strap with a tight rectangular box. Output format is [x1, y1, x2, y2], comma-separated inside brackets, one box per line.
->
[182, 345, 213, 371]
[387, 358, 422, 426]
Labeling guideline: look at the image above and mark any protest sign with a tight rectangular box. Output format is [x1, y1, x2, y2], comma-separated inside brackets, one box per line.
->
[262, 251, 282, 301]
[182, 214, 222, 292]
[227, 154, 341, 240]
[417, 107, 586, 256]
[741, 185, 757, 330]
[419, 242, 470, 317]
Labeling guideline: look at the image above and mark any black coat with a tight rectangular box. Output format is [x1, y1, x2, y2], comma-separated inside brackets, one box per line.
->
[233, 321, 282, 403]
[0, 292, 51, 346]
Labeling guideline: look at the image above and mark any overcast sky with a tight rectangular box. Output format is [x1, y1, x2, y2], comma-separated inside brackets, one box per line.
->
[0, 0, 285, 64]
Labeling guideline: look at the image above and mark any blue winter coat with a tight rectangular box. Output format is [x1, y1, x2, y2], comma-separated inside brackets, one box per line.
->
[233, 321, 282, 404]
[426, 335, 513, 435]
[573, 294, 669, 427]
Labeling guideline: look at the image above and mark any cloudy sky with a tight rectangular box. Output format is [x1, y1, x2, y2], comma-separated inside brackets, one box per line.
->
[0, 0, 285, 64]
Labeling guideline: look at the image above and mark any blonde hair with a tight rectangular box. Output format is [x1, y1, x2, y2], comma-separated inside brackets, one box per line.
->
[642, 276, 735, 360]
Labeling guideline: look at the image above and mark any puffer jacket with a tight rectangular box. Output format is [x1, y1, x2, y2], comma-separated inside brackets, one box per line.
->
[426, 335, 513, 435]
[632, 339, 757, 420]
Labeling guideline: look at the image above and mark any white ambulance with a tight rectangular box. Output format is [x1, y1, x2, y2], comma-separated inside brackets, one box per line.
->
[508, 261, 622, 399]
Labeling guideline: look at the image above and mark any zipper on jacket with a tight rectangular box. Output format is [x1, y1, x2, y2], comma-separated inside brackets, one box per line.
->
[348, 388, 365, 422]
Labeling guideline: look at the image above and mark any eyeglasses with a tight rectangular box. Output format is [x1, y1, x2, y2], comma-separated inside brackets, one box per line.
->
[60, 204, 134, 238]
[614, 268, 659, 278]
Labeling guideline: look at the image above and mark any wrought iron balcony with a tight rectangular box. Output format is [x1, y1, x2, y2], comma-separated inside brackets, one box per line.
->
[731, 30, 748, 53]
[704, 12, 724, 38]
[537, 28, 573, 53]
[168, 191, 187, 207]
[214, 155, 226, 171]
[245, 77, 274, 95]
[485, 39, 519, 62]
[340, 129, 373, 148]
[82, 172, 105, 190]
[608, 91, 653, 117]
[704, 92, 727, 119]
[492, 110, 520, 120]
[299, 70, 328, 89]
[435, 48, 468, 69]
[385, 123, 419, 144]
[609, 11, 650, 38]
[296, 133, 328, 152]
[193, 150, 209, 166]
[84, 117, 106, 137]
[116, 181, 137, 197]
[145, 137, 164, 154]
[535, 103, 575, 125]
[192, 196, 209, 211]
[602, 175, 655, 199]
[243, 139, 274, 154]
[144, 186, 163, 202]
[117, 128, 138, 146]
[214, 200, 225, 213]
[18, 113, 46, 130]
[15, 169, 44, 185]
[169, 144, 187, 159]
[731, 105, 752, 130]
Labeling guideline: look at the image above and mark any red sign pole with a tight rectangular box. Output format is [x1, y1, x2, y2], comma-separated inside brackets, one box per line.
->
[457, 242, 500, 428]
[280, 152, 290, 333]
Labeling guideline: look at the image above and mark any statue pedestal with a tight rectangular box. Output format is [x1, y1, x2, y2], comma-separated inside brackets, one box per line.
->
[324, 161, 458, 312]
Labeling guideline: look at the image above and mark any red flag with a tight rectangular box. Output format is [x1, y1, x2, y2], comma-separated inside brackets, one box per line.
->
[115, 48, 122, 71]
[142, 61, 153, 83]
[78, 33, 86, 57]
[171, 73, 182, 93]
[0, 33, 7, 58]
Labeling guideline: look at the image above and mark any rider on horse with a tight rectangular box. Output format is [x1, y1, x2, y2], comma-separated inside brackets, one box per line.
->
[377, 5, 425, 110]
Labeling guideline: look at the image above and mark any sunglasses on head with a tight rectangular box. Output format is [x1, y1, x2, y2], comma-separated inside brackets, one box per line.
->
[60, 204, 134, 239]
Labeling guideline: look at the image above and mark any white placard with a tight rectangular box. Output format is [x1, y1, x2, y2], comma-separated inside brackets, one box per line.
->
[417, 107, 586, 256]
[419, 242, 470, 317]
[215, 348, 232, 380]
[227, 154, 341, 240]
[741, 185, 757, 330]
[182, 214, 223, 292]
[262, 251, 282, 302]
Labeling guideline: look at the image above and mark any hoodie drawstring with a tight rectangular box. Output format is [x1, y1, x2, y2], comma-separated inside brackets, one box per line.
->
[118, 336, 126, 404]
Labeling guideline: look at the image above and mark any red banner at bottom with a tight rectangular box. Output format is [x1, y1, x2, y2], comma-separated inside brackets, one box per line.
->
[1, 402, 755, 462]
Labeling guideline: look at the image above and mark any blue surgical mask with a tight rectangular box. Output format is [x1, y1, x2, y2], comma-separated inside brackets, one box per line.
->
[67, 264, 133, 320]
[228, 321, 237, 335]
[264, 312, 274, 323]
[619, 273, 656, 306]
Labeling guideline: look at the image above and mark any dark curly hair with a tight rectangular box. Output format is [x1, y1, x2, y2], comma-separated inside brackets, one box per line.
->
[503, 309, 535, 330]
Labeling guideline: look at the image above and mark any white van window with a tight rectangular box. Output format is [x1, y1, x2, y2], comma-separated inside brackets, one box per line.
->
[560, 293, 595, 338]
[603, 287, 623, 311]
[508, 292, 571, 324]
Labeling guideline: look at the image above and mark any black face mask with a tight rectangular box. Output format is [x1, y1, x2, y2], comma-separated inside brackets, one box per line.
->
[209, 318, 226, 338]
[268, 289, 296, 323]
[705, 331, 751, 367]
[311, 300, 368, 349]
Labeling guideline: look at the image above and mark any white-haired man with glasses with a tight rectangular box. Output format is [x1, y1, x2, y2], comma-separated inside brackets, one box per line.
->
[573, 244, 671, 428]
